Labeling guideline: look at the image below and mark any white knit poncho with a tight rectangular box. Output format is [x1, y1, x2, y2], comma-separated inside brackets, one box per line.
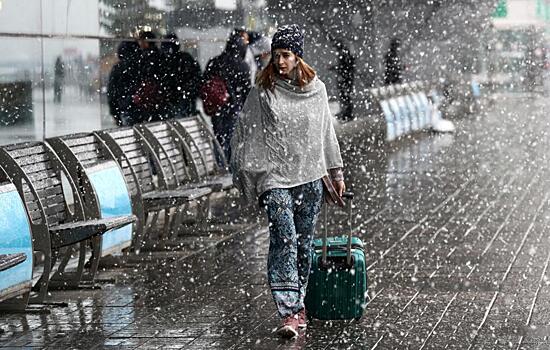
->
[230, 76, 343, 202]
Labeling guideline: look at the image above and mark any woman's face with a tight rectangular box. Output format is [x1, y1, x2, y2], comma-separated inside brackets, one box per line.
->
[273, 48, 298, 78]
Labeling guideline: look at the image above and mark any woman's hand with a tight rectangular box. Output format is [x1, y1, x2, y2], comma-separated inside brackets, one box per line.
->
[333, 180, 346, 198]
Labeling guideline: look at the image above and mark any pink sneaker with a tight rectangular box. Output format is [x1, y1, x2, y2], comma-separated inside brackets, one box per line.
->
[276, 315, 299, 338]
[297, 309, 307, 329]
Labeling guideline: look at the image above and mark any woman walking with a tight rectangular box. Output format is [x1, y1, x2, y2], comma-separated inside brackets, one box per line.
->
[230, 24, 345, 338]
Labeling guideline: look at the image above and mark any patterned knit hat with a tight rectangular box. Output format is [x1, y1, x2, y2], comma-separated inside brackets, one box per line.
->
[271, 24, 304, 58]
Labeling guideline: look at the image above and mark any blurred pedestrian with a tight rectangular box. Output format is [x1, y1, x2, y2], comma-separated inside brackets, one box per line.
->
[53, 56, 65, 103]
[230, 24, 345, 339]
[384, 38, 403, 85]
[161, 33, 202, 118]
[107, 40, 142, 126]
[234, 28, 256, 86]
[135, 30, 166, 122]
[249, 33, 272, 72]
[201, 31, 251, 162]
[329, 39, 355, 120]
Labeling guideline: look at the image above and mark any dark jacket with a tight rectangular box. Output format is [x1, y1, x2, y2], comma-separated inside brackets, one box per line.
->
[384, 42, 403, 85]
[203, 33, 251, 122]
[331, 40, 355, 81]
[161, 38, 202, 117]
[135, 45, 166, 121]
[107, 41, 141, 125]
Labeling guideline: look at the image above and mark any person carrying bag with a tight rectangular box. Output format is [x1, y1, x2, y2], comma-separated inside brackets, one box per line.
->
[230, 24, 345, 339]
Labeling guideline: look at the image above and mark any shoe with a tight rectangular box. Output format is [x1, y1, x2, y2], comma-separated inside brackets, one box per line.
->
[297, 309, 307, 329]
[276, 315, 299, 339]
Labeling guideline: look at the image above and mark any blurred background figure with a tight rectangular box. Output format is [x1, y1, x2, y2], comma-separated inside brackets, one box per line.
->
[54, 56, 65, 103]
[249, 32, 272, 74]
[329, 39, 355, 121]
[135, 30, 166, 122]
[107, 40, 142, 126]
[201, 31, 250, 162]
[384, 38, 403, 85]
[234, 28, 256, 86]
[161, 33, 202, 118]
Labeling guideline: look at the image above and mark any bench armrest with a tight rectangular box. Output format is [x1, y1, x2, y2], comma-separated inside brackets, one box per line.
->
[142, 187, 212, 211]
[0, 253, 27, 272]
[196, 175, 233, 192]
[50, 215, 137, 248]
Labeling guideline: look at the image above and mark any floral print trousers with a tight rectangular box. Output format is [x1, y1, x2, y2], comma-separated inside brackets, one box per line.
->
[260, 179, 324, 318]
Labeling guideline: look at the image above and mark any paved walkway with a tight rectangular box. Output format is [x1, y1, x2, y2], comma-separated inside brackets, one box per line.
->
[1, 94, 550, 349]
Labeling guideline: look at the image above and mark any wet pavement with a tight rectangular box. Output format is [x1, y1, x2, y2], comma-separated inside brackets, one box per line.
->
[2, 94, 550, 349]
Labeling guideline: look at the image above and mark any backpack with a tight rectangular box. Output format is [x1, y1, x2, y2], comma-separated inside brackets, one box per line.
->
[200, 75, 229, 116]
[132, 78, 163, 112]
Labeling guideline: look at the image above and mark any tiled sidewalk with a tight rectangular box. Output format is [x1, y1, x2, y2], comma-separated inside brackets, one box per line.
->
[2, 94, 550, 349]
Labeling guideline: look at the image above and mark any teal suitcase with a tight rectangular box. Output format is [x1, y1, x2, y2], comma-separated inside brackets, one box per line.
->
[305, 193, 368, 320]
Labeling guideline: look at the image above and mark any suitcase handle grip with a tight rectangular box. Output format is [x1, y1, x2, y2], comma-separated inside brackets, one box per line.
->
[342, 192, 354, 200]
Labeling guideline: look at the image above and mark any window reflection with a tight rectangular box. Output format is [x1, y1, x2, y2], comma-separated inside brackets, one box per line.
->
[0, 1, 268, 145]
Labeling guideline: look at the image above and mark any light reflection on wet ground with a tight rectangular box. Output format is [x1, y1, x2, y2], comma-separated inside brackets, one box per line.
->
[2, 94, 550, 349]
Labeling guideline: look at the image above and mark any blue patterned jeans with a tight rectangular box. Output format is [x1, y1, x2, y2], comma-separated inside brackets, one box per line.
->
[260, 179, 324, 318]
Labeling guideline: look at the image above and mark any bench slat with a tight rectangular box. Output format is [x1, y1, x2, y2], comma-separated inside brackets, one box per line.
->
[61, 135, 96, 147]
[21, 161, 55, 175]
[69, 144, 101, 156]
[29, 175, 62, 190]
[15, 153, 49, 166]
[5, 144, 46, 158]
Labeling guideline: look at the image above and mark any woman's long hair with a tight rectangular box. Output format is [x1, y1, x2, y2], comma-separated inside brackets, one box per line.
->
[257, 56, 316, 91]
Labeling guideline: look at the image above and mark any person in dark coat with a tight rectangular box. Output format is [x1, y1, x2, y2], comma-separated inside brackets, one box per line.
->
[160, 33, 202, 118]
[53, 56, 65, 103]
[329, 39, 355, 120]
[384, 38, 403, 85]
[135, 30, 166, 122]
[107, 40, 142, 126]
[202, 31, 251, 162]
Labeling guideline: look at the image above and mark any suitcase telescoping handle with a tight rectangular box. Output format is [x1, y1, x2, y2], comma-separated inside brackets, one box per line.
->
[322, 191, 355, 267]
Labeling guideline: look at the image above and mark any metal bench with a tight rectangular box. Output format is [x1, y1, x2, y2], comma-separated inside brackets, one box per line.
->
[46, 133, 137, 257]
[401, 83, 421, 132]
[394, 84, 412, 135]
[0, 180, 33, 310]
[386, 85, 405, 138]
[0, 142, 133, 304]
[377, 86, 397, 142]
[170, 114, 233, 192]
[135, 121, 224, 233]
[407, 82, 430, 130]
[95, 127, 212, 249]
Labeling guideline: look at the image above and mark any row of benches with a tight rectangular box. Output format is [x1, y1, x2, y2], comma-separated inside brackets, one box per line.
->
[0, 115, 232, 311]
[370, 81, 455, 142]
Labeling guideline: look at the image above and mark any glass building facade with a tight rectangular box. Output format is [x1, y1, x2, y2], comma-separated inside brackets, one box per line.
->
[0, 0, 267, 145]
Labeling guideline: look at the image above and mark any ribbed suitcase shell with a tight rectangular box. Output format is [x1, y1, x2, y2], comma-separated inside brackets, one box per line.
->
[305, 236, 367, 320]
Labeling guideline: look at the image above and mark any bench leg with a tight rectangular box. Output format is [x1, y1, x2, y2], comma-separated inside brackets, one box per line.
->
[174, 196, 214, 236]
[82, 236, 102, 283]
[197, 195, 212, 232]
[30, 247, 54, 304]
[141, 211, 161, 251]
[130, 216, 145, 254]
[49, 241, 91, 290]
[168, 205, 185, 239]
[0, 290, 31, 312]
[162, 207, 175, 242]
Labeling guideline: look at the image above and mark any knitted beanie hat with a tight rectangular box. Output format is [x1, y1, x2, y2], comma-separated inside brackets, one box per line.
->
[271, 24, 304, 58]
